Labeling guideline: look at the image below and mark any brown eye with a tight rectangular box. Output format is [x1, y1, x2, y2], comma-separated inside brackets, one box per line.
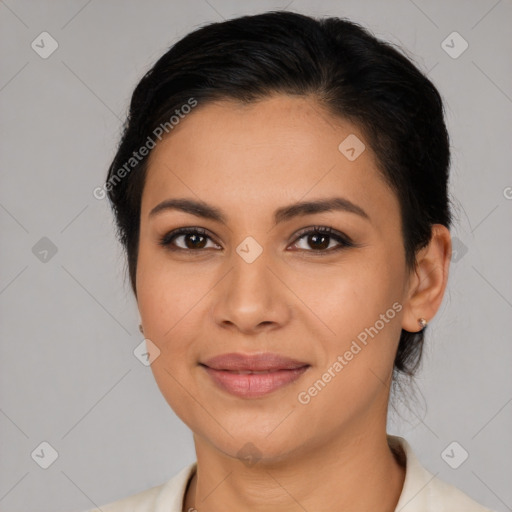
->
[158, 225, 354, 255]
[159, 227, 221, 251]
[290, 226, 354, 254]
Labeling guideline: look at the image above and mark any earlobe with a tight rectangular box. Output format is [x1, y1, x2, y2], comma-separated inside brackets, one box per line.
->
[401, 224, 452, 333]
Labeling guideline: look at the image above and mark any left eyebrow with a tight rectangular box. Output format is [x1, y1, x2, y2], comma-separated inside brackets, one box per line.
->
[274, 197, 371, 224]
[148, 197, 371, 225]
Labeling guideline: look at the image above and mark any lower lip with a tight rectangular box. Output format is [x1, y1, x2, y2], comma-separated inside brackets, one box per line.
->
[202, 365, 309, 399]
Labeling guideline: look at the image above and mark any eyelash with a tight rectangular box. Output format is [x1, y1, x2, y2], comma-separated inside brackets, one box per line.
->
[158, 225, 355, 256]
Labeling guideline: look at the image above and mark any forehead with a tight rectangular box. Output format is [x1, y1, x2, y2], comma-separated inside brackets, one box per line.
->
[141, 95, 399, 230]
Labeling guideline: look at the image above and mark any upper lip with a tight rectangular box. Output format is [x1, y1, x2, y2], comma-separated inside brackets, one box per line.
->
[201, 352, 309, 372]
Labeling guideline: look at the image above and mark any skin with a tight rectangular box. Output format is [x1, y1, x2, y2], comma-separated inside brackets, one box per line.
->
[135, 94, 452, 512]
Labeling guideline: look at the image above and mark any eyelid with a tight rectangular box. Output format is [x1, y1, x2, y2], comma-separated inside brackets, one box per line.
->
[291, 225, 354, 245]
[158, 226, 220, 249]
[158, 225, 354, 254]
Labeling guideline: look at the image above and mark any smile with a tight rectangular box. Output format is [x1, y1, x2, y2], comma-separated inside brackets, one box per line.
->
[200, 352, 310, 399]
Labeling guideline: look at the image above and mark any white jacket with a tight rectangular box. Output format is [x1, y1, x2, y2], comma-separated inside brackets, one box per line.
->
[85, 435, 495, 511]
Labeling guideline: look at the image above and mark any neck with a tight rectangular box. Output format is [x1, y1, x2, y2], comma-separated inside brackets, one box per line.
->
[183, 422, 406, 512]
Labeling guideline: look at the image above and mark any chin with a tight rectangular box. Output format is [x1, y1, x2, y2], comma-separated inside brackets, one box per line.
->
[220, 434, 305, 467]
[188, 410, 311, 464]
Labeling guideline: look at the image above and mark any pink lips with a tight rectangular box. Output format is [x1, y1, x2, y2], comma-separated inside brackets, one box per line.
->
[201, 352, 309, 399]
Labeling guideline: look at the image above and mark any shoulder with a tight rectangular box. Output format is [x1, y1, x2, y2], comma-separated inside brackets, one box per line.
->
[82, 462, 197, 512]
[84, 483, 164, 512]
[423, 474, 495, 512]
[388, 435, 496, 512]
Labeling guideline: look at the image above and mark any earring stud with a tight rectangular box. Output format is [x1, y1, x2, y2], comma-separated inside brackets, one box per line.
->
[418, 317, 427, 329]
[139, 323, 144, 334]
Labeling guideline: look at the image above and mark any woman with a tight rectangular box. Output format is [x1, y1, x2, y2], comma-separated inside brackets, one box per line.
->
[88, 10, 495, 512]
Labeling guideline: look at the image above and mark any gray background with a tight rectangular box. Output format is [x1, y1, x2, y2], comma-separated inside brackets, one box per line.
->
[0, 1, 511, 511]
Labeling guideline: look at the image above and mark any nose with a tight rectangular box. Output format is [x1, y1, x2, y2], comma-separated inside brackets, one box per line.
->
[210, 249, 291, 335]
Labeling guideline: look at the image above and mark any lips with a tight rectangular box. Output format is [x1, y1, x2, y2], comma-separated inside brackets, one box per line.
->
[200, 352, 310, 398]
[202, 352, 308, 371]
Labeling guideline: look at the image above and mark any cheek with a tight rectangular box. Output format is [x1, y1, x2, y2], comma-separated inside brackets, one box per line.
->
[135, 251, 217, 402]
[294, 269, 403, 428]
[306, 255, 405, 379]
[136, 254, 205, 424]
[136, 246, 201, 336]
[300, 255, 401, 331]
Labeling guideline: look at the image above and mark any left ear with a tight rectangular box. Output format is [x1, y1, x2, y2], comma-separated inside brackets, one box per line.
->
[401, 224, 452, 333]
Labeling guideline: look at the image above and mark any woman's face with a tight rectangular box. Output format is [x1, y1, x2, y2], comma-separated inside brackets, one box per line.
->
[136, 95, 414, 461]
